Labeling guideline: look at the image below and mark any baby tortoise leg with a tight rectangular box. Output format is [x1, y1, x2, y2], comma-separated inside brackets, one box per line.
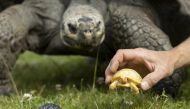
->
[111, 6, 186, 97]
[0, 5, 41, 95]
[129, 82, 139, 94]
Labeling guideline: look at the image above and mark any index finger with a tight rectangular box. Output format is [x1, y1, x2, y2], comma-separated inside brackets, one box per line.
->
[105, 49, 125, 84]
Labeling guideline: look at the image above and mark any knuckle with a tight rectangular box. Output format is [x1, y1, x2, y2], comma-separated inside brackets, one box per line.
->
[105, 68, 109, 75]
[109, 59, 114, 66]
[135, 48, 145, 51]
[116, 49, 124, 54]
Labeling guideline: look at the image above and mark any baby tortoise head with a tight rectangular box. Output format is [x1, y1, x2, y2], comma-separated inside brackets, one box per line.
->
[60, 5, 105, 49]
[109, 68, 142, 94]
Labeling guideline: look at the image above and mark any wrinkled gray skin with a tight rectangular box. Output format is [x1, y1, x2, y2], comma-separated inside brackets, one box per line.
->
[0, 0, 189, 97]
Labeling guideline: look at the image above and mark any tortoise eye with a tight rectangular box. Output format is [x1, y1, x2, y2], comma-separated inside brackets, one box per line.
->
[97, 21, 101, 27]
[96, 21, 101, 32]
[68, 23, 77, 34]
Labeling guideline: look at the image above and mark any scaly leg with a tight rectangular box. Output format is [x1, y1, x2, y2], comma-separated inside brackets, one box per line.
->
[0, 4, 41, 95]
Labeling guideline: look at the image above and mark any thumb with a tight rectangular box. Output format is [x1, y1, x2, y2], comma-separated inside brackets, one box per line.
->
[140, 70, 167, 91]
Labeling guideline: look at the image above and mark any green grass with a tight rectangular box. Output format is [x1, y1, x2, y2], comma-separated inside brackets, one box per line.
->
[0, 51, 190, 109]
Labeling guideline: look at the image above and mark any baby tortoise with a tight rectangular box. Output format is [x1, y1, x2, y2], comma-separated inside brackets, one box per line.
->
[109, 69, 142, 94]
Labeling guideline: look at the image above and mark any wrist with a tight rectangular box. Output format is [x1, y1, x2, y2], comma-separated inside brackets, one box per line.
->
[169, 46, 184, 69]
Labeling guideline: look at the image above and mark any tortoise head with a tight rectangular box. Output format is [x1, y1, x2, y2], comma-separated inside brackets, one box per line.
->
[60, 5, 105, 49]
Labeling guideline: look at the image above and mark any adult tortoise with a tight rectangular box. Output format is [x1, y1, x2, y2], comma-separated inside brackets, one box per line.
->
[0, 0, 188, 97]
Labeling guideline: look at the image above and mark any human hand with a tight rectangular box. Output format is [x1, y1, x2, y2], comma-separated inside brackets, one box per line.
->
[105, 48, 176, 91]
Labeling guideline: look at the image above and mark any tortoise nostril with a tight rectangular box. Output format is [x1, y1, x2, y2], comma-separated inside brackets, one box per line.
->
[84, 30, 87, 33]
[68, 23, 77, 34]
[84, 29, 92, 33]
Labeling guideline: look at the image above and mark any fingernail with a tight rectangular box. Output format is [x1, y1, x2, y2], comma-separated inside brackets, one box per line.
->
[105, 76, 111, 84]
[141, 81, 150, 91]
[105, 77, 109, 84]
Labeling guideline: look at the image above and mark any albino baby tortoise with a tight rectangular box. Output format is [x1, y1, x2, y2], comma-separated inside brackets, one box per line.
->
[109, 69, 142, 94]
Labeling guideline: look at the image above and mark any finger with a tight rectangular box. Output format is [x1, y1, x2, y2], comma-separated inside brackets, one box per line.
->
[109, 50, 125, 73]
[105, 50, 126, 84]
[140, 69, 167, 91]
[105, 64, 113, 84]
[105, 49, 141, 84]
[110, 49, 142, 72]
[105, 61, 128, 84]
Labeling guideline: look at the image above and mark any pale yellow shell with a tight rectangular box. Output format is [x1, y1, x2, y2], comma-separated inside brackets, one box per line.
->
[109, 68, 142, 94]
[111, 69, 142, 84]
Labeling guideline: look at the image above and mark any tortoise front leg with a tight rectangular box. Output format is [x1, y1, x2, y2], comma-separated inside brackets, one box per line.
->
[0, 5, 41, 95]
[110, 5, 185, 97]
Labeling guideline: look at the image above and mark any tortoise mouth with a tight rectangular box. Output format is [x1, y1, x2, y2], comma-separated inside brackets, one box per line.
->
[61, 32, 105, 49]
[60, 19, 105, 49]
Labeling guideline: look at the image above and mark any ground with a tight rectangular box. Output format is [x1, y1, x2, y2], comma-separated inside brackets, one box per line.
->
[0, 52, 190, 109]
